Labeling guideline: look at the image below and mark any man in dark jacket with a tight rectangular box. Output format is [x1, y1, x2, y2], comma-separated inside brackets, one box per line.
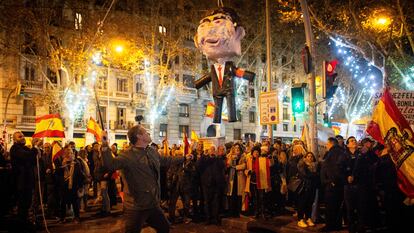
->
[10, 131, 37, 230]
[320, 137, 345, 232]
[198, 145, 226, 225]
[101, 125, 183, 233]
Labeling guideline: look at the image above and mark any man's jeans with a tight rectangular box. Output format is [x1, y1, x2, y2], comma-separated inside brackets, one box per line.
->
[124, 207, 169, 233]
[100, 181, 110, 212]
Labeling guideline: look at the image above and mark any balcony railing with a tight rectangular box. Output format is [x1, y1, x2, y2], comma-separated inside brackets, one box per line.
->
[22, 80, 43, 90]
[115, 121, 128, 130]
[115, 91, 130, 98]
[20, 115, 36, 125]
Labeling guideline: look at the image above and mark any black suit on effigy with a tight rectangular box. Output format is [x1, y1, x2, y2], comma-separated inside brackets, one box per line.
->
[195, 61, 255, 123]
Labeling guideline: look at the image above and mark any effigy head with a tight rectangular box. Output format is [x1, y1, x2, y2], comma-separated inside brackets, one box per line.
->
[194, 7, 245, 62]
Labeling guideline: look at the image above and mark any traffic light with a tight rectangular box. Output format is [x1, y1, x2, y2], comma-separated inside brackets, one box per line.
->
[323, 113, 330, 127]
[322, 60, 338, 99]
[291, 86, 305, 114]
[15, 82, 25, 96]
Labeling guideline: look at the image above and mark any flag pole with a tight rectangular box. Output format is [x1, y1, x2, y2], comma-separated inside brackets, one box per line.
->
[94, 85, 105, 130]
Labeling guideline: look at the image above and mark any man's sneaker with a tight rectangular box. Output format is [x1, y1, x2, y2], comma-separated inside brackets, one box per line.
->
[306, 218, 315, 227]
[298, 219, 308, 228]
[184, 218, 192, 224]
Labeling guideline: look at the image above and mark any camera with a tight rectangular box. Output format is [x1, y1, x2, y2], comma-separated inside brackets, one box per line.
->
[135, 115, 144, 124]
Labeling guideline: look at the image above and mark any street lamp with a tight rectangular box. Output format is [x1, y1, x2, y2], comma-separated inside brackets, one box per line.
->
[373, 15, 392, 30]
[115, 45, 124, 53]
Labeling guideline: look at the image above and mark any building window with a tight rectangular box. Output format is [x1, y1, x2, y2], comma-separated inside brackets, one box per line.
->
[97, 76, 107, 90]
[234, 129, 242, 140]
[135, 81, 143, 93]
[179, 125, 189, 138]
[283, 124, 288, 132]
[23, 99, 36, 116]
[283, 107, 290, 121]
[262, 125, 267, 131]
[97, 106, 107, 125]
[294, 125, 297, 132]
[47, 68, 59, 84]
[117, 78, 128, 92]
[281, 55, 287, 65]
[159, 124, 168, 137]
[24, 62, 36, 81]
[179, 104, 189, 117]
[75, 12, 82, 30]
[117, 108, 126, 129]
[183, 74, 195, 88]
[161, 109, 168, 115]
[158, 25, 167, 35]
[249, 111, 255, 123]
[249, 88, 255, 98]
[273, 124, 277, 131]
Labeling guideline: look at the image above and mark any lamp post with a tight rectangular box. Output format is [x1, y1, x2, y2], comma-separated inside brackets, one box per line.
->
[299, 0, 318, 157]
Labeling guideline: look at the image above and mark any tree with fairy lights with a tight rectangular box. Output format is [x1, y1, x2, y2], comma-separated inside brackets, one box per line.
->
[0, 0, 199, 139]
[277, 0, 414, 125]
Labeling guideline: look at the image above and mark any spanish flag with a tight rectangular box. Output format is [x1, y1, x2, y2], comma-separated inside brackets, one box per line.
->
[33, 114, 65, 138]
[86, 117, 102, 142]
[367, 88, 414, 198]
[205, 102, 228, 121]
[253, 157, 271, 190]
[205, 102, 215, 118]
[162, 138, 170, 156]
[190, 130, 199, 142]
[51, 141, 63, 161]
[246, 157, 271, 190]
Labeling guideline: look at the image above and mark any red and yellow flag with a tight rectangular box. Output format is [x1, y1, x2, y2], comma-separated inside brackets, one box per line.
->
[86, 117, 102, 142]
[162, 138, 170, 156]
[367, 88, 414, 198]
[190, 130, 199, 142]
[205, 102, 228, 121]
[33, 114, 65, 138]
[205, 102, 215, 118]
[183, 132, 190, 155]
[51, 141, 63, 161]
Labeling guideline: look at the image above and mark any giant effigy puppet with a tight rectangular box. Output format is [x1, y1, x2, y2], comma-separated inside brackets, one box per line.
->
[194, 7, 255, 123]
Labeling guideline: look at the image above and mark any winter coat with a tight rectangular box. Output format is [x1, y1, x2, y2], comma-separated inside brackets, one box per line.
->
[226, 153, 247, 196]
[10, 143, 37, 191]
[321, 145, 346, 188]
[102, 146, 183, 211]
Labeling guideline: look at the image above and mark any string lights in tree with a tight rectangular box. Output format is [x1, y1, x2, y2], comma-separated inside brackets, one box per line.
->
[327, 37, 383, 123]
[403, 66, 414, 90]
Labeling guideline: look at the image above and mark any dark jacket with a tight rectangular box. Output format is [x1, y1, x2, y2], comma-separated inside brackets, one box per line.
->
[297, 159, 319, 191]
[342, 149, 360, 185]
[287, 155, 301, 180]
[353, 150, 378, 187]
[102, 146, 183, 210]
[197, 156, 226, 189]
[178, 159, 197, 193]
[194, 61, 255, 97]
[321, 145, 346, 188]
[10, 143, 37, 191]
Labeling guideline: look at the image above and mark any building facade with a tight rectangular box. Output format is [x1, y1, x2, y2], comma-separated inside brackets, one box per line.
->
[0, 0, 308, 149]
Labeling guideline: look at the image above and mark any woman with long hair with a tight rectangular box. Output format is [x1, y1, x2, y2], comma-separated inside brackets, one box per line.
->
[226, 143, 247, 217]
[58, 146, 84, 223]
[296, 152, 318, 228]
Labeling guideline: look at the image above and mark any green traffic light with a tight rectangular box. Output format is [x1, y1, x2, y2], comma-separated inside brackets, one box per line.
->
[291, 87, 305, 113]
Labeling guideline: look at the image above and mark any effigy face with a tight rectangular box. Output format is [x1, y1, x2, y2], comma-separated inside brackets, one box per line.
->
[195, 12, 245, 61]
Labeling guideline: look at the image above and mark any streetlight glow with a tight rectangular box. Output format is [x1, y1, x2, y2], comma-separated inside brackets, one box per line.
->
[376, 17, 389, 25]
[115, 45, 124, 53]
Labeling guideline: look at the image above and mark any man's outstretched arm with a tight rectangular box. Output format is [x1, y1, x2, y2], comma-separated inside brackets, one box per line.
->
[101, 131, 126, 171]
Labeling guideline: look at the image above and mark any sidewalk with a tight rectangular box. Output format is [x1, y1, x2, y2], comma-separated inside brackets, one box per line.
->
[223, 215, 347, 233]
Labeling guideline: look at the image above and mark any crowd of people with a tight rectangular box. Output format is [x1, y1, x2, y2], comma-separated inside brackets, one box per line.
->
[0, 128, 413, 233]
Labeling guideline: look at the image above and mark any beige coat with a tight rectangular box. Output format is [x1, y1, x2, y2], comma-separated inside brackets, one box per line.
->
[226, 153, 247, 196]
